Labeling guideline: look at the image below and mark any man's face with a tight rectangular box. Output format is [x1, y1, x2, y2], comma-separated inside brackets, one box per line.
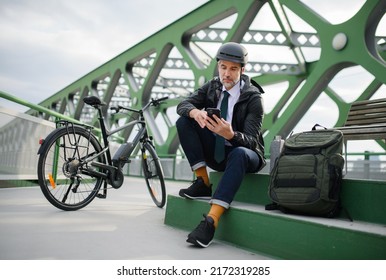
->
[218, 60, 244, 90]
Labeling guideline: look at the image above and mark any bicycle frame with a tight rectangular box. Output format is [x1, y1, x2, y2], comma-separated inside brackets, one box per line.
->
[94, 105, 148, 167]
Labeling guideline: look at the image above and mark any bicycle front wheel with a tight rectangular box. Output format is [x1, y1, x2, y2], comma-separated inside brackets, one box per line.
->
[37, 126, 105, 211]
[141, 142, 166, 208]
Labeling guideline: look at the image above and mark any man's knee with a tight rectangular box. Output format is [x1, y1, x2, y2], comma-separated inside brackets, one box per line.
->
[229, 147, 249, 159]
[228, 147, 260, 169]
[176, 116, 184, 129]
[176, 116, 191, 131]
[176, 117, 186, 134]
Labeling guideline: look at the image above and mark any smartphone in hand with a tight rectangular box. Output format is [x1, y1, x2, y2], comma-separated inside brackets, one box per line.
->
[206, 108, 221, 120]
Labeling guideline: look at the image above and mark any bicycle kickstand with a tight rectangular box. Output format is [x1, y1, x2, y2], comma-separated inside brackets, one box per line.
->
[96, 180, 108, 199]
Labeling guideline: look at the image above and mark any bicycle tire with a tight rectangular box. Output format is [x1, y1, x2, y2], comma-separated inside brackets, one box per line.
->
[141, 142, 166, 208]
[37, 125, 105, 211]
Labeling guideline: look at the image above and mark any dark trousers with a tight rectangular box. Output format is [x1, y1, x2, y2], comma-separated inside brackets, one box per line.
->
[176, 116, 261, 208]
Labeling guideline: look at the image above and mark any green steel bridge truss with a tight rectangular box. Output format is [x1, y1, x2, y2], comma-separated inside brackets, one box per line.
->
[26, 0, 386, 155]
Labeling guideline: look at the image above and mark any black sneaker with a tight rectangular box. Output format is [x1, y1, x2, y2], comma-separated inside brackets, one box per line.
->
[179, 177, 212, 199]
[186, 215, 215, 248]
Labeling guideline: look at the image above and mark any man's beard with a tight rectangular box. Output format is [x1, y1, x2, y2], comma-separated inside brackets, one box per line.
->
[220, 77, 237, 89]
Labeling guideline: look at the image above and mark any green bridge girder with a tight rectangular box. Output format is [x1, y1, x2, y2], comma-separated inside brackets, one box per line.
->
[23, 0, 386, 156]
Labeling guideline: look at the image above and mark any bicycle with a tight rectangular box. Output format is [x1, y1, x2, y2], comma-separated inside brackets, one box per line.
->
[37, 95, 168, 211]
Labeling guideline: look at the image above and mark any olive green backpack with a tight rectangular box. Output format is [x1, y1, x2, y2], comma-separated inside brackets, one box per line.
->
[267, 127, 345, 218]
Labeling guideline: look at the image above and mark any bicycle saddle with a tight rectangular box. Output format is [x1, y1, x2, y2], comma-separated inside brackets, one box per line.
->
[83, 96, 107, 106]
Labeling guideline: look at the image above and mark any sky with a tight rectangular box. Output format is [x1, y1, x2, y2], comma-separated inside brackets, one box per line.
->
[0, 0, 385, 161]
[1, 0, 383, 113]
[0, 0, 208, 110]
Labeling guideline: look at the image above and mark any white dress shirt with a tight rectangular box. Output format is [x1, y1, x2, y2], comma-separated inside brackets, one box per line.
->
[217, 80, 245, 123]
[217, 80, 245, 146]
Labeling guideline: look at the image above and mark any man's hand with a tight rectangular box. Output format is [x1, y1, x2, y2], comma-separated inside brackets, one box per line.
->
[204, 115, 235, 140]
[189, 109, 208, 128]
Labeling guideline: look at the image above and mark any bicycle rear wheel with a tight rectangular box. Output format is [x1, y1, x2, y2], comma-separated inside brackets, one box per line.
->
[37, 125, 105, 211]
[141, 142, 166, 208]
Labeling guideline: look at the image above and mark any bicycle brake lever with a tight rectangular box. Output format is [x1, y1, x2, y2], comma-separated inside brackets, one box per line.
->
[110, 106, 119, 114]
[152, 96, 169, 107]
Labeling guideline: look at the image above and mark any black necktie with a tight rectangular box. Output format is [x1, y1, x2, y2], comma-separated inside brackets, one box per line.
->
[214, 91, 229, 163]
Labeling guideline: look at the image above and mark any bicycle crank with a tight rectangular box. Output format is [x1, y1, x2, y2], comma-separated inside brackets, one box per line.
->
[90, 162, 124, 189]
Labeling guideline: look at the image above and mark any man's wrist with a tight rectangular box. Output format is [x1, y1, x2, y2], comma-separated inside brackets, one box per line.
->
[226, 131, 236, 140]
[189, 108, 198, 119]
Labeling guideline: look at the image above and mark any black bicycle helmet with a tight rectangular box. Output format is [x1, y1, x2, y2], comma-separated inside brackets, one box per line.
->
[216, 42, 248, 66]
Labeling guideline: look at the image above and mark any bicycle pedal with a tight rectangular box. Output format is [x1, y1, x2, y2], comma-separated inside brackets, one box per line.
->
[96, 194, 106, 199]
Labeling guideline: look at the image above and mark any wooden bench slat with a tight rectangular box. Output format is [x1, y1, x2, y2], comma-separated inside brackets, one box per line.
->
[335, 98, 386, 141]
[338, 128, 386, 136]
[346, 112, 386, 119]
[343, 135, 386, 141]
[345, 117, 386, 126]
[347, 109, 386, 117]
[350, 102, 386, 111]
[349, 98, 386, 106]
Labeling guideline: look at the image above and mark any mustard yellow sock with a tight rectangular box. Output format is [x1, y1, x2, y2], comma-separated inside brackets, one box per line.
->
[207, 204, 226, 228]
[195, 167, 210, 187]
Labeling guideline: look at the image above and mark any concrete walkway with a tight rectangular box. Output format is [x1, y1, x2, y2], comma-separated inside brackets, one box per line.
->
[0, 177, 271, 260]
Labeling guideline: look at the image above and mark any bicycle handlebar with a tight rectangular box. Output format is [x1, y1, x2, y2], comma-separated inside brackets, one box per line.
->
[111, 96, 169, 114]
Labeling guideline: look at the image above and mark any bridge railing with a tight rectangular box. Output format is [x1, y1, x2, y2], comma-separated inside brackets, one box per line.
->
[0, 106, 55, 181]
[1, 92, 385, 186]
